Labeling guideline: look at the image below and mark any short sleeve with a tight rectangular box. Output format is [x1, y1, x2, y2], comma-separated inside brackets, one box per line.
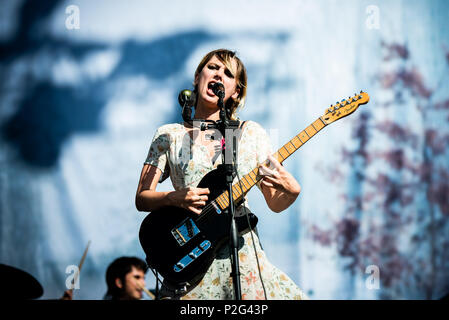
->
[242, 121, 273, 191]
[144, 127, 170, 180]
[251, 121, 273, 166]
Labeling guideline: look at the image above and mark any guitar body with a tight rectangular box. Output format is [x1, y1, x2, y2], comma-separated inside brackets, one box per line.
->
[139, 166, 258, 287]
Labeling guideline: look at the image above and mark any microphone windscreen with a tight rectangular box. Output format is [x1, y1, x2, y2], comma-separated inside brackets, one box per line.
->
[178, 89, 195, 107]
[211, 82, 225, 97]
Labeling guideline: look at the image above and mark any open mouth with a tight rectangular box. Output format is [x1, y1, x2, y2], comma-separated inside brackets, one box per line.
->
[207, 81, 223, 97]
[207, 81, 217, 96]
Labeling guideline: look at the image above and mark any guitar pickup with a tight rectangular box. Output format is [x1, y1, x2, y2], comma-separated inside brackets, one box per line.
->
[171, 218, 200, 246]
[174, 240, 211, 272]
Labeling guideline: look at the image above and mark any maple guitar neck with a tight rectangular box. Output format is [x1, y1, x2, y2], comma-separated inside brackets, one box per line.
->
[207, 91, 370, 214]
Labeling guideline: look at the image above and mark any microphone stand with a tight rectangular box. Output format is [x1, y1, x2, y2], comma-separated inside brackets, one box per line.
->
[215, 93, 242, 301]
[181, 86, 242, 299]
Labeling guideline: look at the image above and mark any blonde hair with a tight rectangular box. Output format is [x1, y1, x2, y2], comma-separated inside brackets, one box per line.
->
[194, 49, 247, 120]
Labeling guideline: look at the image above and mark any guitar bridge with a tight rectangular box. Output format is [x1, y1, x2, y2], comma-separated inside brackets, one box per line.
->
[174, 240, 211, 272]
[171, 218, 200, 246]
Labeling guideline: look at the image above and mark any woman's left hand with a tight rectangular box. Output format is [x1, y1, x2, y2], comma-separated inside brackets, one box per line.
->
[259, 154, 301, 196]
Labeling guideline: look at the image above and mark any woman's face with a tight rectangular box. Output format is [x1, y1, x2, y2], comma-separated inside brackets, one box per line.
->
[194, 55, 240, 110]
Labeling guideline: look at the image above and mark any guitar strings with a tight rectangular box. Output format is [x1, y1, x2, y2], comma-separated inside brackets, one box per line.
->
[197, 202, 215, 221]
[198, 174, 261, 220]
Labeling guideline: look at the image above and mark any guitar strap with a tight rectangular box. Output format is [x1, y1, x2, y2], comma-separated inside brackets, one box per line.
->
[235, 120, 247, 166]
[238, 120, 247, 136]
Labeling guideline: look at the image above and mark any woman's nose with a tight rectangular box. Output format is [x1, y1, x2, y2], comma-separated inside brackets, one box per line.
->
[213, 69, 224, 81]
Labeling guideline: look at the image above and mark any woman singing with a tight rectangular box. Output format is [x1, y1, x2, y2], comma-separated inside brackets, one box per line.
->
[136, 49, 308, 300]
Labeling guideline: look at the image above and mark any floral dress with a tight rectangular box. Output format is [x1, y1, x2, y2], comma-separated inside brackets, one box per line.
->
[144, 120, 308, 300]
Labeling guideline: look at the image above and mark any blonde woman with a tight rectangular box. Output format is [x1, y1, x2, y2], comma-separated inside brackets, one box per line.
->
[136, 49, 308, 300]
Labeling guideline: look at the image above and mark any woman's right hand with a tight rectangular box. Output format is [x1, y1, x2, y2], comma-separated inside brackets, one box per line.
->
[168, 187, 210, 215]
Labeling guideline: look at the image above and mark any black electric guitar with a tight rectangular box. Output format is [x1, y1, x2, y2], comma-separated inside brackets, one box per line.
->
[139, 91, 370, 287]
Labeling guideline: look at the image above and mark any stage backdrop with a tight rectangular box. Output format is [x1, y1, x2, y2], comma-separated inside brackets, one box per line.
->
[1, 0, 448, 299]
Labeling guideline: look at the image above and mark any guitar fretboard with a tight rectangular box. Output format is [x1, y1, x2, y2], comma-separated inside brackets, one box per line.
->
[207, 117, 328, 213]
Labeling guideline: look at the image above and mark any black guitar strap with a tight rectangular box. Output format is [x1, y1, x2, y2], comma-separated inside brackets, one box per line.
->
[238, 120, 247, 136]
[234, 120, 247, 168]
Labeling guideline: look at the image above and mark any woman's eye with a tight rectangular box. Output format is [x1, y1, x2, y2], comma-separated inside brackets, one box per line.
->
[225, 70, 234, 78]
[207, 64, 234, 78]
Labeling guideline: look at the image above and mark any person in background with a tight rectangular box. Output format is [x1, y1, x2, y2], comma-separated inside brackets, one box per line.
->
[61, 256, 149, 300]
[103, 256, 148, 300]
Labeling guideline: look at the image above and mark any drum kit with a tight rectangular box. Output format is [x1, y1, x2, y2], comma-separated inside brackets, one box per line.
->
[0, 241, 92, 300]
[0, 263, 43, 299]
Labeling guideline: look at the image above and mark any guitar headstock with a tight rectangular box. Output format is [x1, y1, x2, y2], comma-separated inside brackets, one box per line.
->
[321, 91, 370, 124]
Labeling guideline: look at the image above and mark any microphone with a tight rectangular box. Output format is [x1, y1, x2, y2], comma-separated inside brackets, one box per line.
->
[211, 82, 225, 98]
[178, 89, 196, 107]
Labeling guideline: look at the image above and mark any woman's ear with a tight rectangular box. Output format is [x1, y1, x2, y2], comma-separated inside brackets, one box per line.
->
[193, 74, 199, 86]
[231, 87, 240, 99]
[115, 278, 123, 289]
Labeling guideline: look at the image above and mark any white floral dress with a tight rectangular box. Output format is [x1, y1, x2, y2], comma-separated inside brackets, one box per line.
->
[144, 120, 308, 300]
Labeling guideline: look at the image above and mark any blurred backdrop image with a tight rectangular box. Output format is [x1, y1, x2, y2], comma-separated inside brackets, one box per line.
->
[0, 0, 448, 300]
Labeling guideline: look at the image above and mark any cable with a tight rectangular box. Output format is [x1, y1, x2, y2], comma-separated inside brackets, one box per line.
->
[230, 122, 267, 300]
[235, 169, 268, 300]
[148, 266, 163, 300]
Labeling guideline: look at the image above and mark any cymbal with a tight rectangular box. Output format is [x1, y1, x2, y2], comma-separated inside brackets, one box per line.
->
[0, 264, 43, 299]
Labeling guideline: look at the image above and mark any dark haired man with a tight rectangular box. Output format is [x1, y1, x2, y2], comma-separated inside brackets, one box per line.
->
[61, 256, 148, 300]
[103, 256, 148, 300]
